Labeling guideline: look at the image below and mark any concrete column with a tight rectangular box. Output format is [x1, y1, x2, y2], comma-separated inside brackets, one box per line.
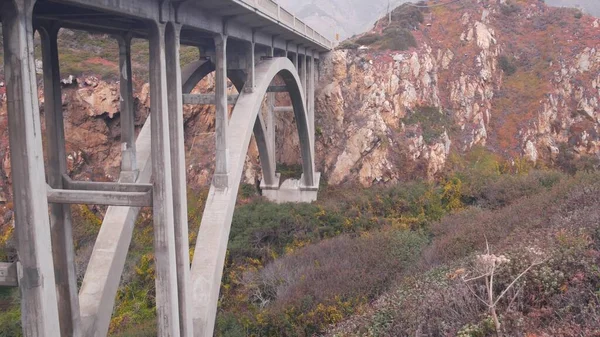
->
[266, 92, 276, 172]
[270, 36, 275, 57]
[308, 50, 315, 137]
[39, 23, 82, 337]
[300, 49, 307, 98]
[293, 45, 299, 69]
[165, 22, 193, 337]
[148, 20, 181, 337]
[1, 1, 61, 336]
[116, 33, 137, 179]
[213, 34, 229, 188]
[244, 39, 255, 93]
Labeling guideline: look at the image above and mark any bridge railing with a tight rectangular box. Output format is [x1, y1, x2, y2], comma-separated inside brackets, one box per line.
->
[236, 0, 333, 50]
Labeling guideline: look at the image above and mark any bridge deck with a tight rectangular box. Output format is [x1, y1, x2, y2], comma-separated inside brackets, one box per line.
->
[20, 0, 331, 55]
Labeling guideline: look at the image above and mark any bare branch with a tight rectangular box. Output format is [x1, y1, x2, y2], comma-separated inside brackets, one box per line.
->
[493, 262, 540, 307]
[464, 281, 491, 307]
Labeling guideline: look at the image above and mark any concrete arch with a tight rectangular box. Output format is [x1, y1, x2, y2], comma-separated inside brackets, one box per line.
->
[180, 59, 278, 186]
[190, 57, 315, 337]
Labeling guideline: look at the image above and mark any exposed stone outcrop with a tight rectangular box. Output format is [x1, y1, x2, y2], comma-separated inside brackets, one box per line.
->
[305, 0, 600, 186]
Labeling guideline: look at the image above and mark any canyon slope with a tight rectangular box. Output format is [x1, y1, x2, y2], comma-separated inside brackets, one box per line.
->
[314, 0, 600, 186]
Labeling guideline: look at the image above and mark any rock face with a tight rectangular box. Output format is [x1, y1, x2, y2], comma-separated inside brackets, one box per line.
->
[0, 0, 599, 198]
[300, 0, 600, 186]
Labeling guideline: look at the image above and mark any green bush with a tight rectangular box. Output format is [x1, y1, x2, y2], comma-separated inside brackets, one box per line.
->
[379, 26, 417, 51]
[404, 106, 453, 143]
[0, 289, 21, 337]
[355, 34, 381, 46]
[337, 40, 359, 50]
[498, 55, 517, 76]
[500, 2, 520, 16]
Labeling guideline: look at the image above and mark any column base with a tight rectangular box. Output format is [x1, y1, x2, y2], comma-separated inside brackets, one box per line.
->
[213, 173, 229, 189]
[119, 170, 139, 183]
[261, 172, 320, 204]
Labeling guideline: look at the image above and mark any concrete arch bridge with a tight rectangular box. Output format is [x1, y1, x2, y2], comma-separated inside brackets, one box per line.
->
[0, 0, 331, 336]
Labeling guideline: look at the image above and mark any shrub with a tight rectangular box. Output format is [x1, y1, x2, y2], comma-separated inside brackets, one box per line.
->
[379, 26, 417, 51]
[500, 2, 520, 16]
[337, 40, 359, 50]
[232, 229, 428, 336]
[389, 3, 424, 29]
[355, 33, 381, 46]
[498, 55, 517, 76]
[404, 106, 453, 143]
[0, 289, 21, 337]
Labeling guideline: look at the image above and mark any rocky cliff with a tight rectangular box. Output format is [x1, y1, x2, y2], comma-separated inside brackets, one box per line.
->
[0, 0, 598, 199]
[311, 0, 600, 186]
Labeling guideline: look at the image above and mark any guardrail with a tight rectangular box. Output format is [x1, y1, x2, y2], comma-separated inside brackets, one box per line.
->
[237, 0, 333, 50]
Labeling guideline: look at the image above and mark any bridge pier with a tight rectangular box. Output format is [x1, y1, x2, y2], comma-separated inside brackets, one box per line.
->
[39, 22, 82, 337]
[213, 34, 230, 189]
[148, 19, 181, 337]
[1, 0, 62, 336]
[116, 33, 138, 181]
[165, 21, 194, 337]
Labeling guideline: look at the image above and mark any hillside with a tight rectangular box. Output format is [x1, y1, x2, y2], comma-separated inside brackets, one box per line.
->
[277, 0, 600, 41]
[315, 0, 600, 185]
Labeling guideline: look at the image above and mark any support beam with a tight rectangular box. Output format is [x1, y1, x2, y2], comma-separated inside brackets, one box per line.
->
[39, 22, 82, 337]
[148, 20, 181, 337]
[46, 186, 152, 207]
[293, 45, 300, 69]
[213, 33, 230, 188]
[78, 120, 152, 337]
[308, 50, 315, 138]
[244, 37, 255, 93]
[300, 49, 307, 97]
[1, 1, 61, 336]
[266, 92, 276, 175]
[269, 35, 275, 57]
[116, 33, 137, 178]
[183, 94, 239, 105]
[0, 262, 18, 287]
[62, 175, 152, 192]
[165, 21, 194, 337]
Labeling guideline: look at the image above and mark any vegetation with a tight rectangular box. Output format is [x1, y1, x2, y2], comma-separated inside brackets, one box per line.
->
[498, 55, 517, 76]
[404, 106, 454, 144]
[339, 3, 422, 51]
[2, 142, 599, 336]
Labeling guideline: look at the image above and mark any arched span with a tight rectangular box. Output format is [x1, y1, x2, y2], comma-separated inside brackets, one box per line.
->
[180, 59, 278, 186]
[190, 57, 315, 337]
[181, 60, 246, 93]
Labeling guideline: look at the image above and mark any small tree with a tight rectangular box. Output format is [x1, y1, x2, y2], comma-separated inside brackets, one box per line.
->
[462, 240, 544, 337]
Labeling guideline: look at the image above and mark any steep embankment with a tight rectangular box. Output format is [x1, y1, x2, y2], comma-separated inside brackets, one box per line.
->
[314, 0, 600, 185]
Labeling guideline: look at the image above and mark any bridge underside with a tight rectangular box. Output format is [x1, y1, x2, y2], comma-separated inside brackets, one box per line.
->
[0, 0, 328, 336]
